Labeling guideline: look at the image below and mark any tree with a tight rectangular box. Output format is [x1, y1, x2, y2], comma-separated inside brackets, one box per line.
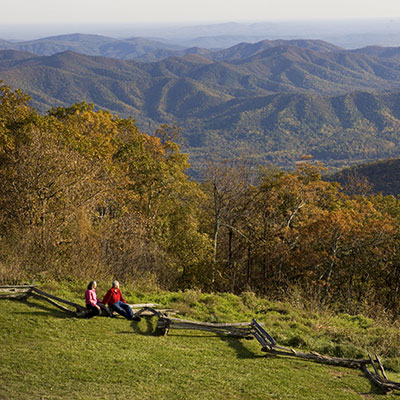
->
[201, 160, 255, 290]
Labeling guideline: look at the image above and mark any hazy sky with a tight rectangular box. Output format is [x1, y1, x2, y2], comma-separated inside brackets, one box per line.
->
[3, 0, 400, 24]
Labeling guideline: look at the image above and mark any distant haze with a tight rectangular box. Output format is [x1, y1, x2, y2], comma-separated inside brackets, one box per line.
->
[1, 19, 400, 49]
[2, 0, 400, 24]
[3, 0, 400, 46]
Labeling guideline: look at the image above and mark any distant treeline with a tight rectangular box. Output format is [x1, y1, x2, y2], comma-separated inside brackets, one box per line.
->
[2, 84, 400, 317]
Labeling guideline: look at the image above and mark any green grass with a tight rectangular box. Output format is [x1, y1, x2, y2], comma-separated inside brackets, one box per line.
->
[1, 285, 400, 399]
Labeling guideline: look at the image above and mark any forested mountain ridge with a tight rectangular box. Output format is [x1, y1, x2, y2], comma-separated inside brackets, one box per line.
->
[3, 32, 400, 65]
[2, 42, 400, 172]
[185, 90, 400, 171]
[209, 39, 343, 60]
[3, 46, 400, 109]
[0, 34, 343, 61]
[351, 45, 400, 61]
[330, 157, 400, 196]
[0, 33, 186, 62]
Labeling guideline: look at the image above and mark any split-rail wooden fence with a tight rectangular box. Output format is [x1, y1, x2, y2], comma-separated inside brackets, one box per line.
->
[1, 284, 399, 393]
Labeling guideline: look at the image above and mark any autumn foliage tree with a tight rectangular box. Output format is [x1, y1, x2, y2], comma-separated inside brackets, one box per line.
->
[0, 84, 211, 286]
[3, 83, 400, 317]
[200, 159, 400, 315]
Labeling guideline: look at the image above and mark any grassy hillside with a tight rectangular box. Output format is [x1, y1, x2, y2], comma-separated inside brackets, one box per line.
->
[2, 283, 400, 399]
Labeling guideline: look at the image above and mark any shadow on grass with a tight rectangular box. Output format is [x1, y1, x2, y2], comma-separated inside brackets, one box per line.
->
[129, 315, 161, 336]
[219, 336, 263, 359]
[126, 315, 264, 360]
[11, 298, 71, 319]
[358, 381, 389, 397]
[343, 368, 395, 396]
[263, 353, 392, 396]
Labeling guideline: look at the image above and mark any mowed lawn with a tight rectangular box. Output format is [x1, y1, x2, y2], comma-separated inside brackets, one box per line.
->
[0, 296, 398, 400]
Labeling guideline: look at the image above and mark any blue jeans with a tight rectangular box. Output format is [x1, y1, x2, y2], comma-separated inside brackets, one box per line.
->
[112, 301, 134, 320]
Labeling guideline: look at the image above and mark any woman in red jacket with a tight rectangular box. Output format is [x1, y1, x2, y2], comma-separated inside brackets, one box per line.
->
[102, 280, 140, 321]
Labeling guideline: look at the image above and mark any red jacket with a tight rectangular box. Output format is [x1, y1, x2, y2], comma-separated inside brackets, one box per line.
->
[102, 288, 126, 307]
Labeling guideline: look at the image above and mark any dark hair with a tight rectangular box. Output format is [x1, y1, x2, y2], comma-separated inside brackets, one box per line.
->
[87, 280, 96, 290]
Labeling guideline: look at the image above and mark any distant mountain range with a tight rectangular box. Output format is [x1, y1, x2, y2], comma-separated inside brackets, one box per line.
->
[0, 33, 346, 62]
[0, 33, 189, 62]
[2, 37, 400, 174]
[4, 33, 399, 63]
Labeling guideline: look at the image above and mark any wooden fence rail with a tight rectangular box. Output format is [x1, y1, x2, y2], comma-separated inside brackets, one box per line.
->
[2, 285, 400, 393]
[0, 285, 87, 313]
[0, 285, 167, 317]
[251, 319, 400, 394]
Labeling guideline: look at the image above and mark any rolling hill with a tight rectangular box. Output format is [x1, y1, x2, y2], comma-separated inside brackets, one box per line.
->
[0, 34, 344, 62]
[3, 285, 400, 399]
[210, 39, 343, 60]
[0, 33, 185, 62]
[2, 40, 400, 173]
[0, 34, 360, 62]
[330, 157, 400, 196]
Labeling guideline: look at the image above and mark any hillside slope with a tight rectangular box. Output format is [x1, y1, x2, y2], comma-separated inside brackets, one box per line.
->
[2, 286, 400, 399]
[2, 47, 400, 171]
[331, 157, 400, 196]
[0, 35, 342, 61]
[0, 33, 185, 61]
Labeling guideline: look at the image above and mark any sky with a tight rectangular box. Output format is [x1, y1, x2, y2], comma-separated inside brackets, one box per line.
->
[2, 0, 400, 24]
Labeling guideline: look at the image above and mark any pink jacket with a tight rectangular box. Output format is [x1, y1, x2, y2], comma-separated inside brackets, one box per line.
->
[85, 288, 98, 307]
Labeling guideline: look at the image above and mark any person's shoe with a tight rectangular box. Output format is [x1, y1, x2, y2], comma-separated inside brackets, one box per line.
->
[130, 315, 141, 322]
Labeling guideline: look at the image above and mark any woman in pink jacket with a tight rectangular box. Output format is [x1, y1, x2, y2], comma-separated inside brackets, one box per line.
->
[85, 280, 101, 318]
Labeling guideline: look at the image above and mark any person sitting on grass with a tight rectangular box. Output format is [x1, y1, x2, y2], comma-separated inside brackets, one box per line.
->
[85, 280, 102, 319]
[102, 280, 141, 321]
[84, 280, 112, 318]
